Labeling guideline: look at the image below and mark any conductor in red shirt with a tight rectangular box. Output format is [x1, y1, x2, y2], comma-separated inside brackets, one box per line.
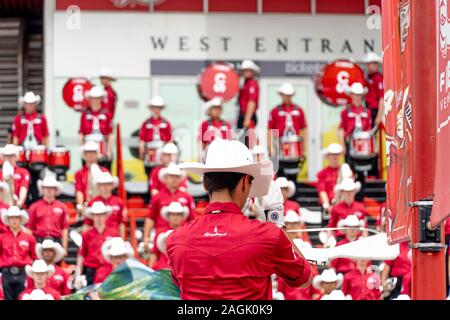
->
[168, 139, 312, 300]
[98, 67, 118, 118]
[363, 52, 384, 127]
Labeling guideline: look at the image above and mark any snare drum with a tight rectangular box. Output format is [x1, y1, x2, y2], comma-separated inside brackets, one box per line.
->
[350, 131, 375, 158]
[280, 135, 302, 162]
[144, 141, 163, 167]
[28, 145, 48, 171]
[48, 147, 70, 174]
[16, 146, 27, 168]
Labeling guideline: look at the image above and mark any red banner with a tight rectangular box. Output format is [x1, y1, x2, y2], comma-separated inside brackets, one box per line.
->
[383, 0, 413, 244]
[62, 78, 92, 112]
[431, 0, 450, 227]
[199, 63, 240, 102]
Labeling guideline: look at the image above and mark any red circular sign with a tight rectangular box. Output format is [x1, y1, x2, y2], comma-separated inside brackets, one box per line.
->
[315, 60, 366, 107]
[200, 63, 240, 102]
[62, 78, 93, 111]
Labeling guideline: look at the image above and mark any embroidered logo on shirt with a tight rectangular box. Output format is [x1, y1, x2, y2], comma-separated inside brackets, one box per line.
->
[19, 240, 29, 247]
[53, 274, 64, 282]
[178, 197, 187, 204]
[203, 226, 227, 238]
[53, 207, 63, 214]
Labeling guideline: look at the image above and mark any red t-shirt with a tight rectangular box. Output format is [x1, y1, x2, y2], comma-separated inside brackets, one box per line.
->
[84, 195, 126, 231]
[365, 72, 384, 110]
[268, 104, 307, 137]
[384, 242, 411, 277]
[19, 286, 61, 300]
[26, 264, 71, 296]
[330, 238, 357, 274]
[198, 119, 233, 146]
[102, 85, 117, 118]
[139, 116, 172, 143]
[0, 166, 30, 198]
[342, 269, 381, 300]
[238, 78, 259, 114]
[339, 105, 372, 138]
[316, 166, 340, 204]
[74, 165, 109, 200]
[27, 199, 69, 238]
[79, 226, 119, 269]
[328, 201, 367, 237]
[12, 112, 49, 146]
[166, 202, 311, 300]
[0, 229, 37, 267]
[149, 165, 188, 195]
[79, 108, 113, 136]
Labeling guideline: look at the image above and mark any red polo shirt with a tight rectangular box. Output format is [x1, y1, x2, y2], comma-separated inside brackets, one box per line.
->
[149, 165, 188, 195]
[26, 264, 71, 296]
[0, 229, 37, 268]
[339, 105, 372, 138]
[0, 202, 9, 234]
[328, 201, 367, 237]
[238, 78, 259, 114]
[330, 238, 357, 274]
[102, 85, 117, 118]
[19, 286, 61, 300]
[84, 195, 126, 231]
[0, 166, 30, 198]
[268, 104, 307, 137]
[27, 199, 69, 238]
[12, 112, 49, 145]
[148, 188, 195, 231]
[384, 242, 411, 277]
[365, 72, 384, 111]
[316, 166, 340, 204]
[277, 266, 320, 300]
[139, 116, 172, 143]
[74, 165, 109, 200]
[199, 119, 233, 146]
[79, 226, 119, 269]
[342, 269, 381, 300]
[95, 263, 113, 284]
[151, 230, 171, 271]
[79, 108, 113, 136]
[166, 202, 311, 300]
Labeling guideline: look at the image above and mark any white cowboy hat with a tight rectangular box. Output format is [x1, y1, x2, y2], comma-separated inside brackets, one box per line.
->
[35, 239, 65, 263]
[337, 214, 364, 228]
[323, 143, 344, 155]
[158, 162, 187, 182]
[203, 97, 223, 116]
[394, 294, 411, 300]
[321, 290, 352, 300]
[363, 52, 382, 63]
[37, 176, 63, 195]
[161, 142, 178, 155]
[275, 177, 296, 198]
[86, 86, 106, 99]
[239, 59, 261, 73]
[1, 144, 18, 156]
[1, 206, 28, 225]
[21, 289, 55, 300]
[251, 145, 266, 156]
[277, 83, 295, 96]
[156, 229, 174, 254]
[25, 260, 55, 278]
[84, 201, 112, 218]
[80, 140, 99, 153]
[179, 139, 273, 197]
[346, 82, 367, 96]
[0, 180, 10, 191]
[148, 96, 165, 108]
[160, 201, 189, 221]
[334, 178, 361, 193]
[313, 269, 344, 289]
[20, 91, 41, 105]
[102, 237, 134, 263]
[98, 67, 117, 80]
[284, 210, 300, 224]
[294, 239, 312, 248]
[95, 171, 119, 188]
[340, 163, 354, 180]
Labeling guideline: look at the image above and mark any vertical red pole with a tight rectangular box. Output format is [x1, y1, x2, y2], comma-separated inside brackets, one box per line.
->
[410, 0, 446, 300]
[116, 123, 127, 203]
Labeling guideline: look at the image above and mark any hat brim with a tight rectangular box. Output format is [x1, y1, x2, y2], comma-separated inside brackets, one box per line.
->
[161, 206, 189, 221]
[158, 168, 187, 183]
[336, 181, 362, 193]
[20, 95, 41, 106]
[102, 242, 134, 263]
[84, 207, 113, 219]
[25, 264, 55, 278]
[37, 180, 63, 196]
[179, 159, 273, 197]
[277, 90, 295, 96]
[1, 211, 29, 226]
[312, 274, 343, 289]
[36, 243, 64, 263]
[96, 176, 119, 188]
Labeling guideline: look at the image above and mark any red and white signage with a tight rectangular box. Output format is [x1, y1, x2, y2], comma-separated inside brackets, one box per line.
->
[62, 78, 93, 112]
[199, 63, 240, 102]
[314, 59, 366, 107]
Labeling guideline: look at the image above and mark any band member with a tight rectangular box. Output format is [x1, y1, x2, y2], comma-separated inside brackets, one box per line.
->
[0, 181, 11, 234]
[95, 237, 134, 284]
[381, 242, 411, 300]
[0, 206, 37, 300]
[268, 83, 308, 180]
[149, 201, 188, 270]
[313, 269, 344, 299]
[75, 201, 119, 287]
[20, 288, 55, 300]
[168, 139, 311, 299]
[98, 67, 118, 118]
[342, 259, 381, 300]
[27, 176, 69, 253]
[364, 52, 384, 127]
[74, 141, 109, 216]
[139, 96, 172, 179]
[237, 60, 260, 147]
[0, 144, 30, 208]
[283, 210, 310, 244]
[316, 143, 344, 214]
[79, 86, 114, 170]
[19, 260, 60, 300]
[84, 171, 126, 238]
[274, 177, 299, 214]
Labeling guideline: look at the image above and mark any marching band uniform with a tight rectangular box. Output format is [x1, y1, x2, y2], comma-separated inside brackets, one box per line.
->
[342, 266, 381, 300]
[339, 105, 372, 153]
[198, 98, 233, 149]
[364, 52, 384, 126]
[19, 260, 61, 300]
[84, 195, 126, 233]
[98, 68, 118, 118]
[149, 165, 188, 196]
[237, 60, 260, 130]
[27, 199, 69, 243]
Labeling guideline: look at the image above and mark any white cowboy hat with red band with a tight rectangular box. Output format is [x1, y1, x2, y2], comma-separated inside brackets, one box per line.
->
[98, 66, 117, 80]
[160, 201, 189, 221]
[334, 178, 361, 193]
[277, 83, 295, 96]
[203, 97, 223, 116]
[158, 162, 187, 182]
[86, 86, 106, 99]
[337, 214, 364, 228]
[35, 239, 65, 263]
[363, 52, 382, 63]
[1, 206, 28, 225]
[313, 269, 344, 290]
[320, 290, 352, 300]
[284, 210, 301, 224]
[239, 59, 261, 73]
[37, 176, 63, 195]
[101, 237, 135, 263]
[25, 259, 55, 278]
[84, 201, 112, 218]
[21, 289, 55, 300]
[275, 177, 296, 198]
[147, 96, 165, 108]
[180, 139, 274, 198]
[19, 91, 41, 105]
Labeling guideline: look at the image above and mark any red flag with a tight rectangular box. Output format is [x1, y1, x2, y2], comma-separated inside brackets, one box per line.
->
[116, 123, 127, 203]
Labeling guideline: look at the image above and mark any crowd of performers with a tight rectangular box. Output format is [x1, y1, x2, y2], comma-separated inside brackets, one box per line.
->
[0, 54, 447, 301]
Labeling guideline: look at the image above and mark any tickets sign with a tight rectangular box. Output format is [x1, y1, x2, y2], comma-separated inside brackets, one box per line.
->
[62, 78, 93, 111]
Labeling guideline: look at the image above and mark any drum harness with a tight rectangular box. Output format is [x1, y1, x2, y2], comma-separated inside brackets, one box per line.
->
[21, 113, 42, 151]
[85, 109, 109, 158]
